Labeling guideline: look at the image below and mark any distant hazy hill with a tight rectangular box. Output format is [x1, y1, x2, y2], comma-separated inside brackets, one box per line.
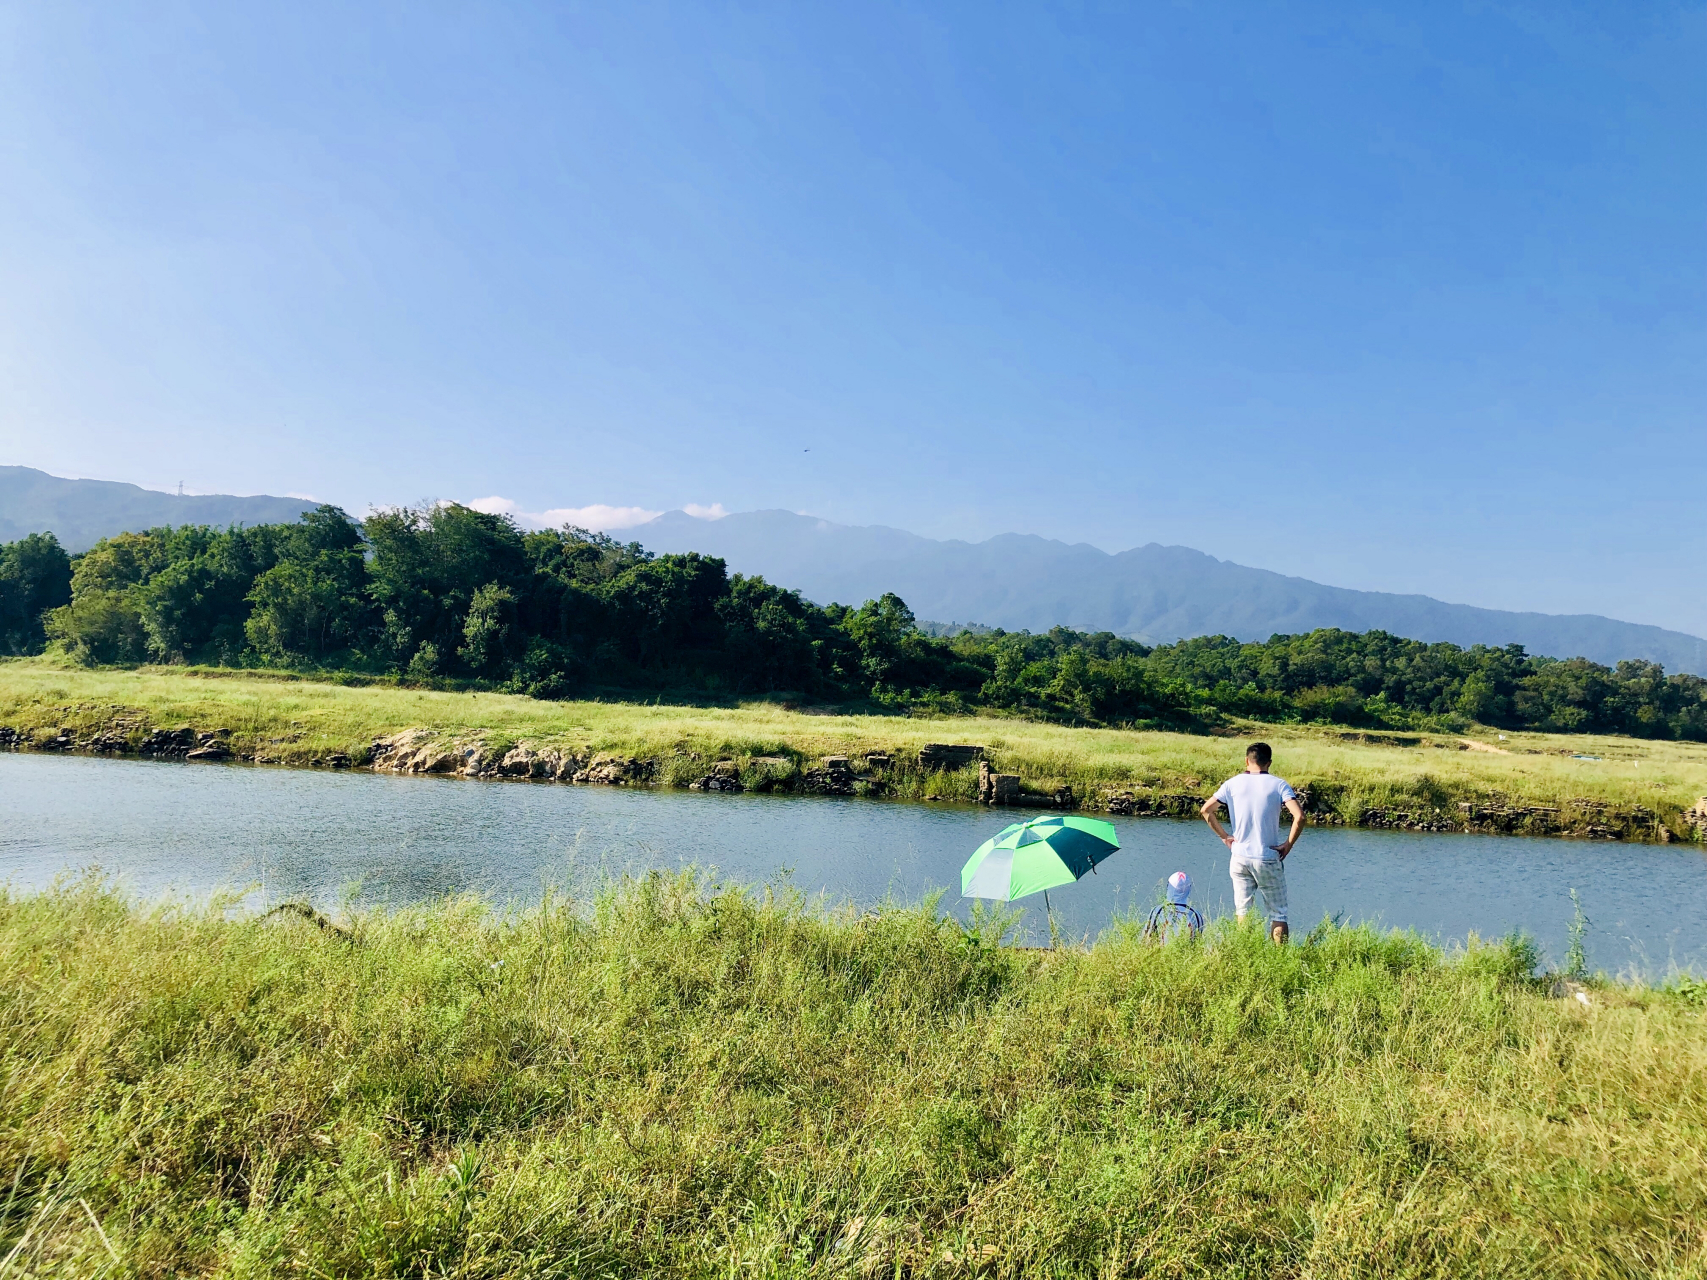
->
[0, 467, 318, 552]
[639, 509, 1707, 676]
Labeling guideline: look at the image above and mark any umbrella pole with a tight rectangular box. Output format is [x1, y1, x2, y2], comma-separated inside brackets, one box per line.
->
[1045, 890, 1056, 950]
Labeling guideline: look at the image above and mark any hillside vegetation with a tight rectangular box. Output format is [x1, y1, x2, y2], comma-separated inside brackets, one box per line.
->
[2, 505, 1704, 740]
[3, 659, 1704, 841]
[2, 876, 1703, 1277]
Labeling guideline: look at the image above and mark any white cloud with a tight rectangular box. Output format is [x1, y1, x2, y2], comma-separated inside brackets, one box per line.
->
[462, 497, 731, 530]
[464, 496, 523, 517]
[284, 492, 320, 502]
[539, 504, 664, 530]
[463, 496, 663, 531]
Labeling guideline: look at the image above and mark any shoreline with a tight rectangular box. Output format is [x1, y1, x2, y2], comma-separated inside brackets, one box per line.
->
[8, 735, 1705, 850]
[4, 657, 1705, 845]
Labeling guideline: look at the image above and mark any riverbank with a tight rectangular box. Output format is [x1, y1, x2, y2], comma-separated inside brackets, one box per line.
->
[3, 876, 1703, 1276]
[3, 658, 1705, 843]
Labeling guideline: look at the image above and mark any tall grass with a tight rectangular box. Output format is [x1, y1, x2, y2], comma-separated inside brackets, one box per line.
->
[2, 876, 1704, 1276]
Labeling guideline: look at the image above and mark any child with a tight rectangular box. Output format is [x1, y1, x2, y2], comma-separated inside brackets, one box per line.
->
[1144, 871, 1205, 941]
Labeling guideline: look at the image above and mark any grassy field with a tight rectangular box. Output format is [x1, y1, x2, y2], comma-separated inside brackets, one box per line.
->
[2, 876, 1704, 1277]
[2, 657, 1706, 840]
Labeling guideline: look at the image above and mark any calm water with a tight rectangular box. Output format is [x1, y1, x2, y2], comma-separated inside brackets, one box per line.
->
[3, 752, 1703, 976]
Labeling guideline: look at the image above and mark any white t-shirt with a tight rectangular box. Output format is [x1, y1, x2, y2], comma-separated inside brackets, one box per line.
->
[1213, 771, 1299, 862]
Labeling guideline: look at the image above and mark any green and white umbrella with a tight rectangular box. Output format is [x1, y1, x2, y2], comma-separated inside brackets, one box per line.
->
[961, 815, 1121, 902]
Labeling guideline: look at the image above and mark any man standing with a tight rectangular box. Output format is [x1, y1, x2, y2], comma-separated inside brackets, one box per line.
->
[1201, 742, 1304, 944]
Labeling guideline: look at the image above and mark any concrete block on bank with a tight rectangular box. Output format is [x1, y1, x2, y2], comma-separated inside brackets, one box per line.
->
[976, 760, 1022, 805]
[1684, 798, 1707, 839]
[919, 743, 984, 770]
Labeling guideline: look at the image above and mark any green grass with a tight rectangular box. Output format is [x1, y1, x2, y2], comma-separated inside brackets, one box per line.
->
[3, 656, 1706, 839]
[2, 876, 1704, 1277]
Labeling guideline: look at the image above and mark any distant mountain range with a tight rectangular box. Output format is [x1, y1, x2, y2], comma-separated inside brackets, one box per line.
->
[4, 467, 1701, 675]
[637, 509, 1707, 676]
[0, 467, 317, 552]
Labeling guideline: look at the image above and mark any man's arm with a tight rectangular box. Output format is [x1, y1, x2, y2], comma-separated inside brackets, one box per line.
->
[1276, 797, 1305, 859]
[1201, 796, 1233, 849]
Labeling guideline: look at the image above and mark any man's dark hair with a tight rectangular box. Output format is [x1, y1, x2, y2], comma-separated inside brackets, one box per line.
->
[1246, 742, 1273, 768]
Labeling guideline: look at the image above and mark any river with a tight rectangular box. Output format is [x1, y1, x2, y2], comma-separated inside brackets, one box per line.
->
[3, 751, 1703, 976]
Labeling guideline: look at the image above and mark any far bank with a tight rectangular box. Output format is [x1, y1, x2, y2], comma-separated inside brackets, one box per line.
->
[2, 658, 1704, 843]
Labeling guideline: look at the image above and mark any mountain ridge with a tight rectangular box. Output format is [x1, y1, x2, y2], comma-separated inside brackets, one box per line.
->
[0, 466, 317, 551]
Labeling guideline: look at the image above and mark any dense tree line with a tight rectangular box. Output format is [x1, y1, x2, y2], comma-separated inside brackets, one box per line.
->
[1, 506, 1703, 740]
[1141, 630, 1707, 740]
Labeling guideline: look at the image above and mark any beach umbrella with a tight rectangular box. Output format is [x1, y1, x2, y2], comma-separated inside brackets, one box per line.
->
[961, 814, 1120, 903]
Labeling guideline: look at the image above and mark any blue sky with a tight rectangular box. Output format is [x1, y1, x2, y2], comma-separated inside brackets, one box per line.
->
[1, 2, 1702, 636]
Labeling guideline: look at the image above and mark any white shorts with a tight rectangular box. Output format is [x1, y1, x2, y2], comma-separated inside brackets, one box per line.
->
[1230, 857, 1287, 924]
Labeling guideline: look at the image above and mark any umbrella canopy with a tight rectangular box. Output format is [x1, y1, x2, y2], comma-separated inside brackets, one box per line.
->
[961, 815, 1121, 902]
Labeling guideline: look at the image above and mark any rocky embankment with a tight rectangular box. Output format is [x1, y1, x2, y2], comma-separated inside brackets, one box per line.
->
[0, 720, 245, 762]
[3, 716, 1703, 845]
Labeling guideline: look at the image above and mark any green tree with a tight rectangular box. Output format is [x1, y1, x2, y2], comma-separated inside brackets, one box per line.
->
[365, 504, 530, 675]
[134, 529, 261, 661]
[599, 554, 729, 668]
[44, 590, 149, 664]
[42, 531, 164, 664]
[244, 507, 370, 662]
[0, 533, 73, 654]
[245, 562, 348, 660]
[1454, 670, 1500, 723]
[715, 575, 822, 693]
[518, 526, 651, 659]
[458, 582, 519, 675]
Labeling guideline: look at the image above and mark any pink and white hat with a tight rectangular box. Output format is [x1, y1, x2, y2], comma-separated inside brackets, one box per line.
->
[1167, 871, 1193, 904]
